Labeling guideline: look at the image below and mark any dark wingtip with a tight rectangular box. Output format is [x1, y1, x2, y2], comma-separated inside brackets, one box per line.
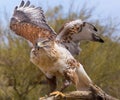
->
[19, 0, 24, 7]
[14, 6, 18, 11]
[24, 1, 30, 7]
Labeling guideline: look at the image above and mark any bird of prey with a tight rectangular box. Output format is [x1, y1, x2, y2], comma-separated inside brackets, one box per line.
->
[10, 0, 104, 93]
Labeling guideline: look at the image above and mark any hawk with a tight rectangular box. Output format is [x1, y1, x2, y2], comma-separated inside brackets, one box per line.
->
[10, 1, 104, 93]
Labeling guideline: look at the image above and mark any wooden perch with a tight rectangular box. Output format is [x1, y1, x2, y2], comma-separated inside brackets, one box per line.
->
[39, 85, 118, 100]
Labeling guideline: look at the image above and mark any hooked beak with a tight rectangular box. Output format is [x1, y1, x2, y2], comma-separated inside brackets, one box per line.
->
[92, 33, 104, 43]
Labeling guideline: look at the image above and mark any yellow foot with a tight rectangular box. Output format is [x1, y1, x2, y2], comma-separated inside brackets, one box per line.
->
[50, 91, 65, 98]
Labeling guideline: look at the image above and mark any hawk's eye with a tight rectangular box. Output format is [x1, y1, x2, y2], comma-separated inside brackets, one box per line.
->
[37, 42, 43, 47]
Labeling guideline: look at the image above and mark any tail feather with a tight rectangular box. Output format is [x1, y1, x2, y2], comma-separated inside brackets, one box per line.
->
[76, 64, 92, 91]
[66, 64, 117, 99]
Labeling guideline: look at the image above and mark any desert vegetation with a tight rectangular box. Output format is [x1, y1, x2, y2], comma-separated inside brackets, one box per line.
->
[0, 3, 120, 100]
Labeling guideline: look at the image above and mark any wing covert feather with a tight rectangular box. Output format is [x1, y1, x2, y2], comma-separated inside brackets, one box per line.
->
[10, 0, 56, 44]
[56, 20, 103, 56]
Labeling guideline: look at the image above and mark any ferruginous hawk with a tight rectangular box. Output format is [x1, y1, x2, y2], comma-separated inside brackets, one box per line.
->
[10, 0, 104, 93]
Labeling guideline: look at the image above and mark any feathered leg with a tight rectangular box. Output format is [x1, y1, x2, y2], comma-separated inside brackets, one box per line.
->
[49, 76, 69, 98]
[65, 68, 80, 88]
[66, 68, 117, 99]
[39, 76, 57, 100]
[60, 79, 71, 92]
[46, 76, 57, 93]
[49, 78, 66, 98]
[66, 64, 92, 91]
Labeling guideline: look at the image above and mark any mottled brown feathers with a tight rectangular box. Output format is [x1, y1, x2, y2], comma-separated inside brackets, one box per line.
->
[10, 0, 56, 44]
[66, 59, 80, 69]
[10, 22, 55, 44]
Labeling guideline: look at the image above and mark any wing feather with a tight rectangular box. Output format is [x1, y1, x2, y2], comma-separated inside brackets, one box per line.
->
[24, 1, 30, 7]
[19, 0, 24, 7]
[56, 20, 103, 56]
[10, 0, 56, 44]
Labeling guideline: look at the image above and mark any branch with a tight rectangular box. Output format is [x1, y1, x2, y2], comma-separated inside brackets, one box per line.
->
[39, 84, 118, 100]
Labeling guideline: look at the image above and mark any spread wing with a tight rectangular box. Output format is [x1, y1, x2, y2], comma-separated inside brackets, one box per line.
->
[56, 20, 104, 55]
[10, 0, 56, 45]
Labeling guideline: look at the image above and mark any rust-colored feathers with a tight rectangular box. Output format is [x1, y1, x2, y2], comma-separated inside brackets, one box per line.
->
[10, 0, 56, 44]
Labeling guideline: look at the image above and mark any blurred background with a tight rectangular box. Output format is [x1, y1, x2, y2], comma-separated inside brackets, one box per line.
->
[0, 0, 120, 100]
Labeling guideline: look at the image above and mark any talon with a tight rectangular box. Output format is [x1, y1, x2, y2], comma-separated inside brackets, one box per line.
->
[50, 91, 65, 98]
